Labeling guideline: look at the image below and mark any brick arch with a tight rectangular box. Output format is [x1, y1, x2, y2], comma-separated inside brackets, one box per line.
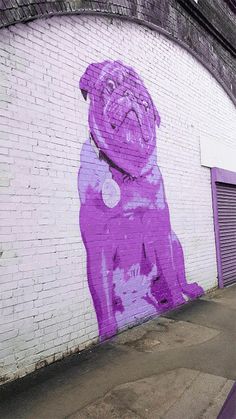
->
[0, 0, 235, 104]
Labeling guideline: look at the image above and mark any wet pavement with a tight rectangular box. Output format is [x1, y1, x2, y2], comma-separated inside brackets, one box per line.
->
[1, 285, 236, 418]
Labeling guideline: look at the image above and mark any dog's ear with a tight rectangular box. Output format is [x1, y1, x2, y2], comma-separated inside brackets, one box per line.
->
[79, 62, 108, 100]
[80, 89, 88, 101]
[79, 67, 91, 101]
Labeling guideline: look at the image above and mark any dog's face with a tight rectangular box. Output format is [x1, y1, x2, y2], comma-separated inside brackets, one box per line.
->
[79, 61, 160, 177]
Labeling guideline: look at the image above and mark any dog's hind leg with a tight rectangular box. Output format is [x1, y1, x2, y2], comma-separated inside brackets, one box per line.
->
[141, 240, 174, 312]
[143, 210, 186, 308]
[171, 231, 204, 299]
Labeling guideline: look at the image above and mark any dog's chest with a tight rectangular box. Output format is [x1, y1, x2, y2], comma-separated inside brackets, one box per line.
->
[78, 140, 164, 212]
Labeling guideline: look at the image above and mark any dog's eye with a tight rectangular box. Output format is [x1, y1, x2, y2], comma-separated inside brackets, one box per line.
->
[142, 100, 149, 111]
[106, 79, 116, 93]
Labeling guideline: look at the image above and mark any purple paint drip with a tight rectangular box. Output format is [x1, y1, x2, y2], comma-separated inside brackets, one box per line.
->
[78, 60, 204, 341]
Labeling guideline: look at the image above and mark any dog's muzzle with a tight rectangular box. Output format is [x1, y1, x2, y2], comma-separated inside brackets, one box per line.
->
[106, 94, 152, 144]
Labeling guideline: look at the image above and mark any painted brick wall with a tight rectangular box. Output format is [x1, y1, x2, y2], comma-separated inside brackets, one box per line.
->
[0, 15, 235, 383]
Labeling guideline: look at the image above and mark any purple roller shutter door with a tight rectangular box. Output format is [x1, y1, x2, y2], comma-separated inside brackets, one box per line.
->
[216, 182, 236, 286]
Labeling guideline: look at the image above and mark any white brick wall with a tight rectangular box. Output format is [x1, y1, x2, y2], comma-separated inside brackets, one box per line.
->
[0, 15, 235, 383]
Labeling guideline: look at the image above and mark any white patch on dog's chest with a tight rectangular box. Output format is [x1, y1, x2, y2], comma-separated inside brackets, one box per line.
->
[102, 178, 121, 208]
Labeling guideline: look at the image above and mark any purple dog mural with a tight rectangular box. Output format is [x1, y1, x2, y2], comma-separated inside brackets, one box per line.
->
[78, 60, 203, 341]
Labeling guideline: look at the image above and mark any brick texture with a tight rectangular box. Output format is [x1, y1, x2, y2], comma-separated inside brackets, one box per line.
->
[0, 14, 236, 384]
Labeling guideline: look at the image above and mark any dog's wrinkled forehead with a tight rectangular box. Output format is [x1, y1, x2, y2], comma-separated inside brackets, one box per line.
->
[79, 60, 148, 99]
[79, 60, 161, 128]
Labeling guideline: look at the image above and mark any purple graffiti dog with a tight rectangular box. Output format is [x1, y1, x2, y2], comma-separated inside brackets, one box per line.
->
[78, 60, 203, 340]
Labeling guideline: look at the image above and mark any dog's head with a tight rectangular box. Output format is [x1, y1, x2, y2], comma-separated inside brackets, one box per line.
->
[79, 60, 160, 177]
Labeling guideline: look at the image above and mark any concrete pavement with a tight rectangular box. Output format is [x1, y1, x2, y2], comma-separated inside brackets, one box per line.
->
[1, 285, 236, 418]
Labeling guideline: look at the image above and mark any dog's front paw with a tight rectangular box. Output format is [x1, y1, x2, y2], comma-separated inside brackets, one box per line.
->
[99, 322, 118, 341]
[182, 283, 204, 299]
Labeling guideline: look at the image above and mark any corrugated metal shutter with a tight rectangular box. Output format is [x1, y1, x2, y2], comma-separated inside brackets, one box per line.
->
[216, 182, 236, 286]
